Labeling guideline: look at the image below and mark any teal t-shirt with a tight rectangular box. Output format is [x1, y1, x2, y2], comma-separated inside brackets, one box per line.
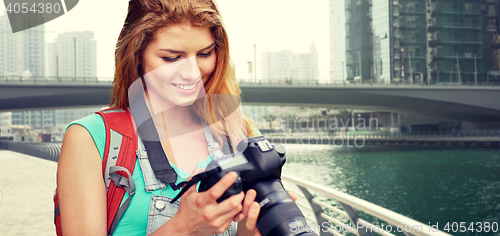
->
[68, 114, 215, 235]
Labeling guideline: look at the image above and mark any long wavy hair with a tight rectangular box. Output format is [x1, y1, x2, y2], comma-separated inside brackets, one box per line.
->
[111, 0, 257, 147]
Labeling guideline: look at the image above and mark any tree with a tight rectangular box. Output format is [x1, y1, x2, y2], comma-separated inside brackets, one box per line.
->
[338, 109, 353, 132]
[263, 114, 277, 132]
[309, 112, 325, 132]
[283, 113, 296, 133]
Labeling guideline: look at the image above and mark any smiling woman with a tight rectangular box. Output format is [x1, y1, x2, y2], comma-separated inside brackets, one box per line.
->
[56, 1, 264, 236]
[142, 24, 217, 108]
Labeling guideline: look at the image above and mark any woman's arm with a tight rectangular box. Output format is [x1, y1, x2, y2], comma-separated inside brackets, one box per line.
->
[57, 124, 107, 236]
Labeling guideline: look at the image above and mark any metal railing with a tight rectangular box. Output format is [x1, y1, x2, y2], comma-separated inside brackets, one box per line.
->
[2, 76, 499, 87]
[238, 79, 500, 87]
[264, 130, 500, 142]
[282, 173, 452, 236]
[0, 75, 113, 83]
[0, 141, 61, 162]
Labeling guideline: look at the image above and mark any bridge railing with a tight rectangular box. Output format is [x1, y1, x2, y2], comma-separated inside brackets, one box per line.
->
[238, 79, 500, 87]
[264, 130, 500, 140]
[282, 173, 452, 236]
[2, 76, 499, 87]
[0, 141, 62, 162]
[0, 75, 113, 83]
[0, 140, 452, 236]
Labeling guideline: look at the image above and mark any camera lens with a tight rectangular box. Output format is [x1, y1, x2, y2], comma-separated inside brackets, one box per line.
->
[252, 179, 318, 236]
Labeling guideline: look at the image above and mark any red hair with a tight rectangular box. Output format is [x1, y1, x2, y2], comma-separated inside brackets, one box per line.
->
[111, 0, 257, 142]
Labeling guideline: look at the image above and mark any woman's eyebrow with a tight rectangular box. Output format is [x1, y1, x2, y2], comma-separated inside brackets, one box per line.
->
[159, 43, 215, 53]
[198, 43, 215, 52]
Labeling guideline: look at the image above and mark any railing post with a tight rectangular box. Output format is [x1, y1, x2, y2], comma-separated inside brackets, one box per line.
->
[338, 202, 373, 236]
[297, 186, 331, 236]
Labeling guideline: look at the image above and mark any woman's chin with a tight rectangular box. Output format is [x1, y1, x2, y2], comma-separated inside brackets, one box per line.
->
[170, 95, 199, 107]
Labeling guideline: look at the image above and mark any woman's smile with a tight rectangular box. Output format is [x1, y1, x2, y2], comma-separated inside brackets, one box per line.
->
[171, 80, 201, 93]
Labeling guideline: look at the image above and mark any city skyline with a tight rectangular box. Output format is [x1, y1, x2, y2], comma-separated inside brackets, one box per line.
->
[330, 0, 500, 84]
[0, 1, 331, 81]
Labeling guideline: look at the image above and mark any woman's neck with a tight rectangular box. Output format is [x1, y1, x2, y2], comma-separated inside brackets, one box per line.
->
[159, 105, 201, 138]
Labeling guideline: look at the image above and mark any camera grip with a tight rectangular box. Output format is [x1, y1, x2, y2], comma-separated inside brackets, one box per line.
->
[216, 176, 243, 203]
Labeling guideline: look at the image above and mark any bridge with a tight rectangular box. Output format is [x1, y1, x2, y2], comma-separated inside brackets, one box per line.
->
[1, 76, 500, 122]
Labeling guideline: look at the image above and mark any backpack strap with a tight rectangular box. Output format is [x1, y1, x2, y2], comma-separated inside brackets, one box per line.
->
[97, 107, 138, 236]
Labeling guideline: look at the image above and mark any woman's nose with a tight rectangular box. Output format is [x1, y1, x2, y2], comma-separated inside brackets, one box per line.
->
[179, 56, 201, 81]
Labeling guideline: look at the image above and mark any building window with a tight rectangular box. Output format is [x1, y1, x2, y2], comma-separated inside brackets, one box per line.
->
[487, 19, 497, 31]
[487, 5, 497, 16]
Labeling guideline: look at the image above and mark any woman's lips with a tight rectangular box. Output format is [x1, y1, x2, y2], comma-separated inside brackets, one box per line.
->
[171, 80, 200, 93]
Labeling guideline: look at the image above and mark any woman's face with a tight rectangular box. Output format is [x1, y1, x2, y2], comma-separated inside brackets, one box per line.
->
[142, 22, 217, 108]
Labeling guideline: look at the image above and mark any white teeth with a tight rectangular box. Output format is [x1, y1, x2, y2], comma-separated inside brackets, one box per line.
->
[174, 83, 196, 90]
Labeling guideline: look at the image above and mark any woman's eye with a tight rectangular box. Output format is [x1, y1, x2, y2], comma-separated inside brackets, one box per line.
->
[162, 56, 180, 62]
[198, 51, 212, 58]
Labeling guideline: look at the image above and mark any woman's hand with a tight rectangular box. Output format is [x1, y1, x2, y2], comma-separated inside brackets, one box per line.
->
[152, 171, 243, 236]
[236, 190, 298, 236]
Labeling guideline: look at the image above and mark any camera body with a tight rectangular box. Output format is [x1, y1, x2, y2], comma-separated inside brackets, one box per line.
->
[198, 136, 317, 236]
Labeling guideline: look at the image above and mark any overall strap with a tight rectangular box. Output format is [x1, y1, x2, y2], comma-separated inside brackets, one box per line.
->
[97, 107, 138, 236]
[200, 118, 225, 159]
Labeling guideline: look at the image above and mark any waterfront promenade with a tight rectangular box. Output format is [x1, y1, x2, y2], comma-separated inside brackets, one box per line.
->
[0, 150, 56, 236]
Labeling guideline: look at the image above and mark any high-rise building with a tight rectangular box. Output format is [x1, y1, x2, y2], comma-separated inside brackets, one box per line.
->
[330, 0, 347, 82]
[47, 31, 97, 80]
[331, 0, 500, 84]
[11, 110, 56, 129]
[0, 112, 11, 127]
[54, 107, 101, 128]
[428, 0, 499, 83]
[262, 43, 319, 82]
[0, 13, 52, 130]
[0, 13, 45, 77]
[0, 14, 100, 130]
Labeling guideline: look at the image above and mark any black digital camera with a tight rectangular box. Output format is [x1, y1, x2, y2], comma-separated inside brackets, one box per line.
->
[175, 136, 317, 236]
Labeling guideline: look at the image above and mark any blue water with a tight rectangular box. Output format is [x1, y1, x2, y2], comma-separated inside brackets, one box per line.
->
[281, 144, 500, 236]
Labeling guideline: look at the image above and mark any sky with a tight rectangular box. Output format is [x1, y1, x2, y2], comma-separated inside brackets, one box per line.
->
[1, 0, 331, 81]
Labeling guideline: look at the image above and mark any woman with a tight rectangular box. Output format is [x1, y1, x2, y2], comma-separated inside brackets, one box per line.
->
[57, 0, 274, 235]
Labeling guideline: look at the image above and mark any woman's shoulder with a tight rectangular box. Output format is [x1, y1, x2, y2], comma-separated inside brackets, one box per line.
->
[66, 113, 106, 160]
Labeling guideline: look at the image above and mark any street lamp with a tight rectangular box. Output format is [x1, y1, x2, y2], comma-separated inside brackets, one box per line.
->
[73, 38, 77, 81]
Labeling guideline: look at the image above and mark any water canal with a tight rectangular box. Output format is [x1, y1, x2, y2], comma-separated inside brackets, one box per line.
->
[281, 144, 500, 236]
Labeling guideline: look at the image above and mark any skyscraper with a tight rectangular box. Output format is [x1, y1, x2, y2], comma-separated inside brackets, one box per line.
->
[0, 14, 100, 131]
[0, 13, 54, 130]
[0, 13, 45, 77]
[47, 31, 97, 80]
[262, 43, 319, 82]
[331, 0, 500, 84]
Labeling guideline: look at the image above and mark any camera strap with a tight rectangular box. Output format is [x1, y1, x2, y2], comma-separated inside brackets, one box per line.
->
[170, 168, 219, 203]
[136, 116, 183, 190]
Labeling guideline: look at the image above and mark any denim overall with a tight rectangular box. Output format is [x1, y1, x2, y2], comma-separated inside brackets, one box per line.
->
[135, 121, 237, 236]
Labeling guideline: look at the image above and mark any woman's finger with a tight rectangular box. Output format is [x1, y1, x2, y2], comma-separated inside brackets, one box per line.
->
[213, 191, 244, 218]
[198, 171, 238, 206]
[242, 189, 257, 217]
[233, 213, 245, 222]
[245, 202, 260, 231]
[288, 191, 298, 202]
